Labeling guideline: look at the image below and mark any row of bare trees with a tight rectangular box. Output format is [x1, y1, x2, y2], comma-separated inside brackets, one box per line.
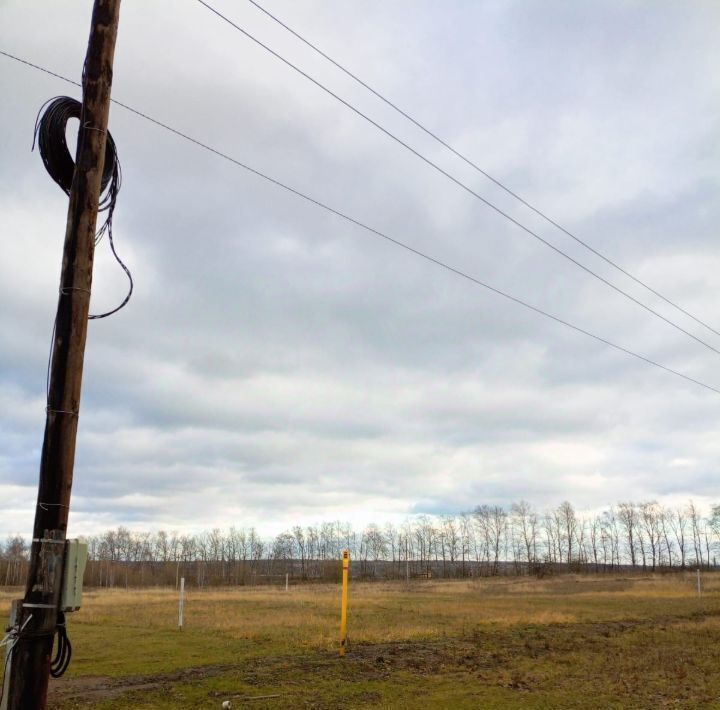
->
[2, 500, 719, 588]
[0, 536, 27, 587]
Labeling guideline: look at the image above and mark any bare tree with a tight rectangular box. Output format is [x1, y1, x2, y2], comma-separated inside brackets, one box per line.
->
[441, 517, 460, 576]
[458, 512, 473, 577]
[542, 513, 557, 564]
[617, 503, 639, 567]
[667, 508, 688, 569]
[511, 500, 539, 568]
[688, 501, 705, 567]
[640, 502, 662, 571]
[473, 505, 507, 575]
[659, 510, 675, 568]
[2, 536, 28, 587]
[557, 501, 578, 564]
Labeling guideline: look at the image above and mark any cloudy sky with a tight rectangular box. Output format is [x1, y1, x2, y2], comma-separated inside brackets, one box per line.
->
[1, 0, 719, 538]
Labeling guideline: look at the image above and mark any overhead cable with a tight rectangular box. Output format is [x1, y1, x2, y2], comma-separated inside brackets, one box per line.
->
[194, 0, 720, 358]
[244, 0, 720, 339]
[1, 49, 718, 396]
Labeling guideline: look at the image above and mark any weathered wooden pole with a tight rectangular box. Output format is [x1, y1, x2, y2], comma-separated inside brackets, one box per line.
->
[6, 2, 121, 707]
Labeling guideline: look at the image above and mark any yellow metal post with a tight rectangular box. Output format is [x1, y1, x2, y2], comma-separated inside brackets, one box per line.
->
[339, 549, 350, 656]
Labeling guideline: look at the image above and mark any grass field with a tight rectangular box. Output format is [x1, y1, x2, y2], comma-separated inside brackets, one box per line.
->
[3, 573, 720, 709]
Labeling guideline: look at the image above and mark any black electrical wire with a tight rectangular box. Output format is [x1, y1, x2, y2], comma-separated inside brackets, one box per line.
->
[0, 641, 13, 703]
[245, 0, 720, 340]
[0, 614, 33, 699]
[194, 0, 720, 359]
[33, 95, 133, 320]
[33, 96, 117, 204]
[1, 50, 719, 396]
[50, 611, 72, 679]
[0, 614, 72, 690]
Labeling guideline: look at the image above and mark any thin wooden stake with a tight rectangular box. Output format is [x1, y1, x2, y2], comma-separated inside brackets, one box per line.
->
[339, 550, 350, 657]
[178, 577, 185, 630]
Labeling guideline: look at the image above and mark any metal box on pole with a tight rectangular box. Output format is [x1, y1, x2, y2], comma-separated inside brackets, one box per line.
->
[61, 540, 88, 612]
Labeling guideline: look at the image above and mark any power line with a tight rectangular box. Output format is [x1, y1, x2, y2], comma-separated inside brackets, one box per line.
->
[244, 0, 720, 340]
[2, 49, 718, 396]
[194, 0, 720, 359]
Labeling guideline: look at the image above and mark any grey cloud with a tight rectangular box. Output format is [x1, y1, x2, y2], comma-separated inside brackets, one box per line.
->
[1, 0, 719, 536]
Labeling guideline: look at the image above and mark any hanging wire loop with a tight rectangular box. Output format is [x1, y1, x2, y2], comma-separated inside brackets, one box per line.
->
[33, 95, 132, 319]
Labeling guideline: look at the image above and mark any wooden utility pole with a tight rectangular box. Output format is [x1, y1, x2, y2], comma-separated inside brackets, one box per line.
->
[6, 2, 121, 707]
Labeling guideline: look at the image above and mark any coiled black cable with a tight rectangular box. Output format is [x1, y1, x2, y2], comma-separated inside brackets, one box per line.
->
[33, 96, 132, 319]
[50, 611, 72, 678]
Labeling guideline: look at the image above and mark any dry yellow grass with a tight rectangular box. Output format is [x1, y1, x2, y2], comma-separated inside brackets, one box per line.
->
[2, 572, 719, 708]
[67, 574, 705, 646]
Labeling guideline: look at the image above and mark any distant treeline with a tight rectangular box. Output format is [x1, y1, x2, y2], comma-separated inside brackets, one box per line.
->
[2, 500, 719, 588]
